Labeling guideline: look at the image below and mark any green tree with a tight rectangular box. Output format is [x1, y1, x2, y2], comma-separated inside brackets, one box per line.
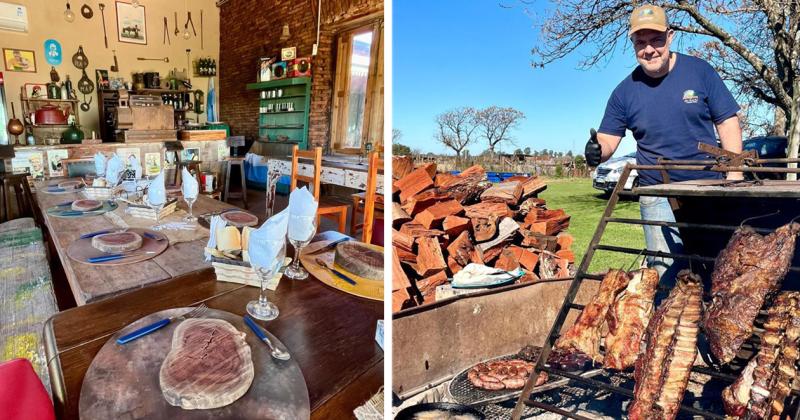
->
[524, 146, 531, 155]
[393, 143, 411, 156]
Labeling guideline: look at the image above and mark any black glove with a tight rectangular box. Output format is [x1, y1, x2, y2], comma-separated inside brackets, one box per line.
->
[584, 128, 602, 167]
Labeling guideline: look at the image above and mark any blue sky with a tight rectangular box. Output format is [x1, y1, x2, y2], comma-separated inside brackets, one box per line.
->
[393, 1, 646, 156]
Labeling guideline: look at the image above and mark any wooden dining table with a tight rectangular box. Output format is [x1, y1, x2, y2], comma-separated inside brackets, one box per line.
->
[33, 179, 237, 305]
[43, 228, 384, 418]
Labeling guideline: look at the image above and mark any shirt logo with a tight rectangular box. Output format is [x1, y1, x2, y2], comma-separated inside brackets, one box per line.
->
[683, 90, 699, 104]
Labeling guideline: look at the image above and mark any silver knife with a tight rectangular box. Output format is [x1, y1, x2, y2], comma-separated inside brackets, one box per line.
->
[307, 237, 351, 255]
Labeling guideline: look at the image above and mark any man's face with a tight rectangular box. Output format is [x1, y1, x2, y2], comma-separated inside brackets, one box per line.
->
[631, 29, 673, 75]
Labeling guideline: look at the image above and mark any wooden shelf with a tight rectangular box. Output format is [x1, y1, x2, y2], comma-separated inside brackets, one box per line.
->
[130, 88, 191, 94]
[22, 97, 79, 103]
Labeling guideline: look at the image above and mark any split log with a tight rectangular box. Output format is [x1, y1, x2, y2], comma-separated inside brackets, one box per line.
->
[395, 247, 417, 263]
[436, 165, 491, 203]
[519, 229, 558, 252]
[471, 216, 498, 242]
[448, 257, 464, 276]
[442, 215, 471, 238]
[392, 229, 415, 252]
[482, 244, 505, 264]
[413, 200, 464, 229]
[556, 249, 575, 263]
[419, 162, 437, 179]
[392, 203, 412, 227]
[399, 223, 445, 239]
[503, 175, 547, 198]
[394, 167, 435, 203]
[464, 202, 514, 219]
[446, 231, 476, 268]
[556, 232, 574, 251]
[393, 289, 411, 312]
[416, 236, 447, 277]
[495, 246, 522, 271]
[435, 173, 458, 187]
[416, 271, 448, 298]
[478, 217, 519, 251]
[528, 209, 571, 236]
[392, 248, 412, 291]
[518, 197, 547, 216]
[400, 190, 450, 216]
[392, 156, 414, 180]
[480, 181, 523, 205]
[499, 245, 540, 271]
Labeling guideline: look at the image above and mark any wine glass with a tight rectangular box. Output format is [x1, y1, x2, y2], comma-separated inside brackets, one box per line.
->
[183, 194, 197, 223]
[144, 195, 166, 228]
[284, 215, 317, 280]
[246, 240, 286, 321]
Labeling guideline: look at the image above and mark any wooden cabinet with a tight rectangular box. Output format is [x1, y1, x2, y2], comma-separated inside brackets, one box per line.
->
[246, 77, 311, 155]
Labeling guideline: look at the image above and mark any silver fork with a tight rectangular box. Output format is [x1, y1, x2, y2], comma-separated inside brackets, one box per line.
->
[116, 304, 208, 344]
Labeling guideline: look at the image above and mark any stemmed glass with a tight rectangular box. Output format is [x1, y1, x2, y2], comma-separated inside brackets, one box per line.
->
[246, 240, 286, 321]
[144, 195, 166, 228]
[183, 194, 197, 223]
[285, 215, 317, 280]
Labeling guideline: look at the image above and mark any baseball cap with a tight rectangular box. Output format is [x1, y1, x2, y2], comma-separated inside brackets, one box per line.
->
[629, 4, 668, 36]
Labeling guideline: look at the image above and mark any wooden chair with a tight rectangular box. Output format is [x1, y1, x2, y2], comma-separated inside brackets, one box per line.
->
[290, 145, 349, 234]
[0, 172, 38, 224]
[361, 152, 384, 245]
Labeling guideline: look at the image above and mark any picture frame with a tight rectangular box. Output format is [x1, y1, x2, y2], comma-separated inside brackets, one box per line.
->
[3, 48, 36, 73]
[116, 1, 147, 45]
[23, 83, 48, 99]
[95, 69, 110, 90]
[281, 47, 297, 61]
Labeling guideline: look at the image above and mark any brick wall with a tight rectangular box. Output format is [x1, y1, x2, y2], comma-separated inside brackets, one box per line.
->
[219, 0, 382, 150]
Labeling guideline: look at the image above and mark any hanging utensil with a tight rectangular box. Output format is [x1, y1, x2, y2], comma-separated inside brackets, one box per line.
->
[7, 102, 24, 145]
[200, 9, 203, 49]
[98, 4, 108, 49]
[80, 94, 92, 112]
[81, 3, 93, 18]
[137, 57, 169, 63]
[163, 17, 170, 45]
[174, 12, 179, 36]
[110, 50, 119, 72]
[78, 69, 95, 94]
[72, 45, 88, 69]
[184, 11, 196, 38]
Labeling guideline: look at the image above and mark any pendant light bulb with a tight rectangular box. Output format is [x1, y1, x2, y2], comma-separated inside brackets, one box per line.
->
[64, 2, 75, 22]
[183, 28, 191, 40]
[131, 0, 140, 7]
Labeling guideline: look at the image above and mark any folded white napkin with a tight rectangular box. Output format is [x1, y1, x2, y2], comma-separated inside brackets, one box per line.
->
[129, 154, 143, 179]
[147, 170, 167, 205]
[248, 208, 289, 271]
[181, 167, 199, 199]
[94, 152, 106, 177]
[288, 186, 318, 242]
[451, 263, 524, 288]
[204, 215, 226, 261]
[105, 154, 124, 185]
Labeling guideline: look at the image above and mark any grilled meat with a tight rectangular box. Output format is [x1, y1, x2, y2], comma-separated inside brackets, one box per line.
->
[722, 292, 800, 419]
[467, 359, 545, 390]
[703, 222, 800, 364]
[629, 270, 702, 420]
[555, 269, 631, 361]
[603, 268, 659, 370]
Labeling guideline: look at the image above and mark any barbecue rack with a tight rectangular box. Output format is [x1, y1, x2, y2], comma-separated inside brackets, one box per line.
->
[511, 157, 800, 419]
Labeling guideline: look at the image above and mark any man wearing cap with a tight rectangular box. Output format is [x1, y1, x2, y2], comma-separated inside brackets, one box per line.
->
[584, 4, 742, 284]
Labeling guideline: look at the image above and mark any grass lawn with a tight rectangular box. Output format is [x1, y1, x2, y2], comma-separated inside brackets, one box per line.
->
[539, 177, 646, 273]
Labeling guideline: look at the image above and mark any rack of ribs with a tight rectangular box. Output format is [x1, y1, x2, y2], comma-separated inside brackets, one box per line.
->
[721, 292, 800, 419]
[628, 270, 702, 420]
[603, 268, 659, 370]
[703, 222, 800, 364]
[554, 269, 630, 361]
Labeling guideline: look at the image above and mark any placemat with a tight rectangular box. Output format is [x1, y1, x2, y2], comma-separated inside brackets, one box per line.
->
[103, 202, 208, 245]
[299, 241, 384, 301]
[46, 201, 118, 218]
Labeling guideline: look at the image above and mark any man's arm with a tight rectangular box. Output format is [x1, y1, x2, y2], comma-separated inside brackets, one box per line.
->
[716, 115, 743, 180]
[597, 132, 623, 163]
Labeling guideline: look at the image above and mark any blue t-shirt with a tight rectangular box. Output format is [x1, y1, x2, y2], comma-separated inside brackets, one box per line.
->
[598, 53, 740, 186]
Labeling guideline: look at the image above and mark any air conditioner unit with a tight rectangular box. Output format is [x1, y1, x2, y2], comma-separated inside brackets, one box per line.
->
[0, 2, 28, 33]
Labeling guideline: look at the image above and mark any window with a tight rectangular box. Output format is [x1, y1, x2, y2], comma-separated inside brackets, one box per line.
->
[331, 20, 384, 153]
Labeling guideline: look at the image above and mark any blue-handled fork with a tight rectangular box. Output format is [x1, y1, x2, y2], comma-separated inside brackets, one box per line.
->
[116, 304, 208, 345]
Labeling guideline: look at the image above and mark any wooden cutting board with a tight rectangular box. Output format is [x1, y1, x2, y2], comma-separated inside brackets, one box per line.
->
[80, 308, 310, 419]
[66, 228, 169, 266]
[299, 240, 384, 301]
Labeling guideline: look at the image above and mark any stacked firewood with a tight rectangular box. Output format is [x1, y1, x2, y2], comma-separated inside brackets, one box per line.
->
[391, 157, 575, 312]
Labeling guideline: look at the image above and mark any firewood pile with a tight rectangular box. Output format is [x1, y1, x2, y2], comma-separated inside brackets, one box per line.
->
[391, 157, 576, 312]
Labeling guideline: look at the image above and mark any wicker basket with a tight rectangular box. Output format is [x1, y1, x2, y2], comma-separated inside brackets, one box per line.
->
[208, 253, 287, 289]
[124, 199, 178, 220]
[82, 186, 119, 200]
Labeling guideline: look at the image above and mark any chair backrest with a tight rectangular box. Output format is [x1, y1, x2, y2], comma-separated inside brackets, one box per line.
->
[227, 136, 246, 157]
[62, 158, 96, 178]
[362, 151, 384, 244]
[290, 145, 322, 200]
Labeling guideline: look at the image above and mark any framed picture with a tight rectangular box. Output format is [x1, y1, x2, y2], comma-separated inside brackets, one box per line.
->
[116, 1, 147, 45]
[47, 149, 69, 177]
[3, 48, 36, 73]
[95, 69, 110, 89]
[281, 47, 297, 61]
[23, 83, 47, 99]
[144, 152, 161, 176]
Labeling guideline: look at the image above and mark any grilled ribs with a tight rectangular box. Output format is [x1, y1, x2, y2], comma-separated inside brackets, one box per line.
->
[703, 222, 800, 364]
[603, 268, 659, 370]
[629, 270, 702, 420]
[555, 269, 630, 361]
[721, 292, 800, 419]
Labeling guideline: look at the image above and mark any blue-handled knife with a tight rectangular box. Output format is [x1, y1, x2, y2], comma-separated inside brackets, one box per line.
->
[87, 251, 156, 263]
[314, 257, 357, 285]
[56, 200, 74, 207]
[80, 229, 113, 239]
[243, 316, 291, 360]
[117, 304, 208, 345]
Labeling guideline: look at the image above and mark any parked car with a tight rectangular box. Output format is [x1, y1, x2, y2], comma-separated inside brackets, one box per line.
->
[742, 135, 788, 180]
[591, 153, 638, 195]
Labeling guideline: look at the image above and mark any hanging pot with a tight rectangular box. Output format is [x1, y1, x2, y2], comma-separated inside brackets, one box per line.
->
[35, 104, 67, 125]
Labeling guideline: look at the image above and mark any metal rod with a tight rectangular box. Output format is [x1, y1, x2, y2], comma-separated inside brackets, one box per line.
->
[605, 217, 777, 235]
[651, 158, 800, 165]
[633, 164, 800, 173]
[522, 399, 595, 420]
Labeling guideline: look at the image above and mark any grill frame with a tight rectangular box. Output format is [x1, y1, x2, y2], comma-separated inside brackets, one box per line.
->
[511, 158, 800, 419]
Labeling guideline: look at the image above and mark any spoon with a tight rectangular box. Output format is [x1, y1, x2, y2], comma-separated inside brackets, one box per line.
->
[244, 315, 291, 360]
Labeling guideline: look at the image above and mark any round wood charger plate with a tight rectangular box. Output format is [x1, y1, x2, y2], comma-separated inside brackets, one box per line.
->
[80, 308, 310, 419]
[41, 182, 85, 194]
[299, 241, 384, 301]
[46, 200, 118, 218]
[66, 228, 168, 266]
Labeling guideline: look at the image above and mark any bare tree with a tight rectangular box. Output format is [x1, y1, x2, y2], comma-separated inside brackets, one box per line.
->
[392, 128, 402, 143]
[434, 107, 479, 159]
[475, 106, 526, 156]
[511, 0, 800, 178]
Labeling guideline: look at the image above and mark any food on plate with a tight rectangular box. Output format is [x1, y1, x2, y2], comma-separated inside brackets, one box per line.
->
[722, 292, 800, 419]
[703, 222, 800, 364]
[220, 210, 259, 227]
[604, 268, 659, 370]
[57, 180, 83, 190]
[91, 231, 142, 253]
[71, 199, 103, 212]
[466, 359, 546, 390]
[334, 241, 384, 281]
[554, 269, 630, 361]
[159, 318, 254, 409]
[628, 270, 702, 420]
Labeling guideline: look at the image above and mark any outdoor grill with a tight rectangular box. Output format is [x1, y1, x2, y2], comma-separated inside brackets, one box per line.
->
[510, 157, 800, 419]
